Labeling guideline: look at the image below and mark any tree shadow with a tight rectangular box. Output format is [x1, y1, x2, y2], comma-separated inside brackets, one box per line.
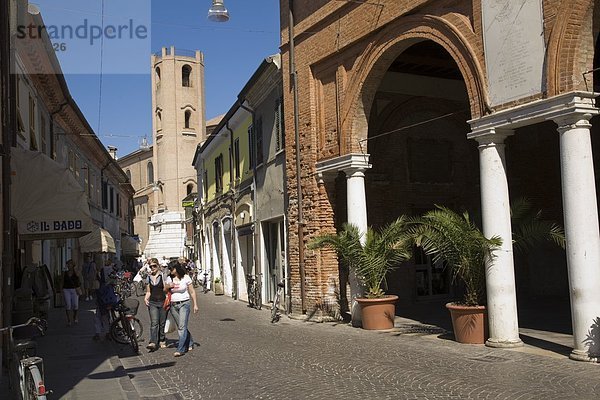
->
[87, 362, 176, 380]
[583, 317, 600, 359]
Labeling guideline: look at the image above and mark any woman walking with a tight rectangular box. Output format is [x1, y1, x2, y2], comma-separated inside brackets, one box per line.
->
[165, 262, 198, 357]
[62, 259, 80, 326]
[143, 258, 167, 351]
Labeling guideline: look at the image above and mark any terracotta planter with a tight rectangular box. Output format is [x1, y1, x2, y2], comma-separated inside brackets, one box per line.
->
[446, 303, 488, 344]
[356, 295, 398, 330]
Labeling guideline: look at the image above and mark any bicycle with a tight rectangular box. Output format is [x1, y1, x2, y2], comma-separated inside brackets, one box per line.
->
[134, 271, 148, 297]
[201, 271, 210, 294]
[0, 317, 50, 399]
[271, 280, 285, 323]
[189, 267, 200, 288]
[109, 297, 143, 353]
[246, 273, 262, 310]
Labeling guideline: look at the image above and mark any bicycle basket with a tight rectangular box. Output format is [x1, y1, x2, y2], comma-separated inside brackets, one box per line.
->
[122, 298, 139, 316]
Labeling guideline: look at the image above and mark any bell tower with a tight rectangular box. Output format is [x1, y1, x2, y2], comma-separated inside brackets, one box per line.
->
[151, 46, 206, 212]
[144, 46, 206, 259]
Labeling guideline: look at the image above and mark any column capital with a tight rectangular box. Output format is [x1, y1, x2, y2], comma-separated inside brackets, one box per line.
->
[553, 111, 593, 133]
[315, 153, 371, 178]
[468, 127, 514, 146]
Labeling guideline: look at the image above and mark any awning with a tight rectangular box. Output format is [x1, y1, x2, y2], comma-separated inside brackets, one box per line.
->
[11, 147, 94, 240]
[121, 234, 140, 256]
[79, 226, 116, 253]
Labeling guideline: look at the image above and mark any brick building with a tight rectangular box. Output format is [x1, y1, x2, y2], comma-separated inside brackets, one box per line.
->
[280, 0, 600, 362]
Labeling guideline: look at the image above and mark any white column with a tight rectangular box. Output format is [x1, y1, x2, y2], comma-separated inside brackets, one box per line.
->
[343, 166, 369, 327]
[555, 112, 600, 362]
[344, 168, 368, 237]
[477, 129, 523, 348]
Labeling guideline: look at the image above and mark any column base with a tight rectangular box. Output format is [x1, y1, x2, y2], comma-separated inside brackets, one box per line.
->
[570, 349, 600, 363]
[485, 338, 524, 348]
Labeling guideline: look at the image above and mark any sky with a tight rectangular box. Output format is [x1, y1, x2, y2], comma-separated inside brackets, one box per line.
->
[31, 0, 281, 156]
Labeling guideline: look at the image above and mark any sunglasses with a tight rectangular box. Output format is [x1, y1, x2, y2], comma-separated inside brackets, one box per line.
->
[150, 264, 159, 268]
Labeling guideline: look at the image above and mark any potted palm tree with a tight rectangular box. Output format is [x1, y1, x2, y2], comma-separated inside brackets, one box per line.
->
[309, 217, 413, 330]
[412, 200, 565, 344]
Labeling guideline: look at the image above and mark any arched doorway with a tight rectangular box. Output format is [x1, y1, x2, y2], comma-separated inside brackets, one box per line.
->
[362, 40, 478, 312]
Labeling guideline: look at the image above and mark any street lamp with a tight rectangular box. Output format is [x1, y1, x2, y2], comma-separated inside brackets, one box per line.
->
[207, 0, 229, 22]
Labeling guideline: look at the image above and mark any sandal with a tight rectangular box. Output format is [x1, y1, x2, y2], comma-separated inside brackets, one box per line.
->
[173, 352, 183, 357]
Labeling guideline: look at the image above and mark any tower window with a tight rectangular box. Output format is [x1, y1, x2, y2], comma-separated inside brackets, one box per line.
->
[155, 66, 161, 82]
[156, 111, 162, 131]
[147, 161, 154, 185]
[187, 184, 194, 195]
[185, 110, 192, 129]
[182, 65, 192, 87]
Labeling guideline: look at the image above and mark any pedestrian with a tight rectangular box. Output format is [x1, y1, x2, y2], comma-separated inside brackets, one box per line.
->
[62, 259, 80, 326]
[82, 255, 97, 301]
[144, 258, 167, 351]
[165, 262, 198, 357]
[160, 256, 169, 267]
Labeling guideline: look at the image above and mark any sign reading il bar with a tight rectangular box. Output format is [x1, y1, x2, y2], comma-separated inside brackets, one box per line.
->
[482, 0, 546, 106]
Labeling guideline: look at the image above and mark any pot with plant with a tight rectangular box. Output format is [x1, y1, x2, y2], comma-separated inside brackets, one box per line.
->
[412, 206, 501, 344]
[213, 277, 224, 295]
[309, 217, 413, 330]
[412, 201, 565, 344]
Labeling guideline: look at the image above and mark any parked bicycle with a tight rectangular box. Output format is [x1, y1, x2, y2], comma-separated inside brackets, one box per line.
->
[109, 297, 143, 354]
[271, 279, 285, 323]
[134, 271, 148, 297]
[246, 273, 262, 310]
[201, 271, 210, 293]
[189, 267, 200, 288]
[0, 317, 50, 399]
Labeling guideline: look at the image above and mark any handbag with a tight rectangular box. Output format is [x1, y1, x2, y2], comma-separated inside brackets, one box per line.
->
[163, 291, 171, 311]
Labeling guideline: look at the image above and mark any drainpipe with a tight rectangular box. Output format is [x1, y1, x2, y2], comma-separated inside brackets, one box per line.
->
[1, 0, 14, 345]
[289, 0, 306, 314]
[225, 121, 236, 299]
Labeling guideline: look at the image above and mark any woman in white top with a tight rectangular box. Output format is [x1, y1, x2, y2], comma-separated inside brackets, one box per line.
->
[165, 262, 198, 357]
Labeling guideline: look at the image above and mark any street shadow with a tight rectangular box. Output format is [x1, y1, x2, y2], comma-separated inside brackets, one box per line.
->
[87, 362, 176, 380]
[220, 318, 235, 322]
[520, 334, 572, 357]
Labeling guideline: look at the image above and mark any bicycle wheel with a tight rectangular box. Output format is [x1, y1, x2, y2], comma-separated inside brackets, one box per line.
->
[135, 281, 145, 297]
[110, 318, 129, 344]
[25, 364, 47, 400]
[255, 283, 262, 310]
[124, 318, 139, 353]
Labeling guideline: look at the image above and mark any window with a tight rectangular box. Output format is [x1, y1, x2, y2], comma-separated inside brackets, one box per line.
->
[29, 95, 37, 151]
[156, 111, 162, 131]
[68, 150, 75, 171]
[117, 194, 121, 217]
[126, 169, 131, 182]
[234, 138, 240, 179]
[147, 161, 154, 184]
[182, 65, 192, 87]
[102, 180, 108, 209]
[74, 155, 80, 179]
[16, 76, 25, 136]
[155, 66, 161, 83]
[90, 172, 96, 203]
[248, 125, 254, 169]
[184, 110, 191, 129]
[109, 186, 115, 214]
[187, 184, 193, 195]
[256, 117, 263, 166]
[40, 115, 47, 154]
[215, 154, 224, 193]
[275, 97, 284, 152]
[203, 170, 208, 200]
[84, 164, 89, 196]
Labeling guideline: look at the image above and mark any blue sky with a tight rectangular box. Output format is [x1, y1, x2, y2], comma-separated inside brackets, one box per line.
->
[32, 0, 281, 156]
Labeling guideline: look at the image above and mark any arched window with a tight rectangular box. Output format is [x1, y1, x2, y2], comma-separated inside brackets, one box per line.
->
[184, 110, 192, 129]
[126, 169, 131, 182]
[182, 65, 192, 87]
[155, 66, 161, 82]
[187, 183, 194, 195]
[147, 161, 154, 185]
[156, 111, 162, 131]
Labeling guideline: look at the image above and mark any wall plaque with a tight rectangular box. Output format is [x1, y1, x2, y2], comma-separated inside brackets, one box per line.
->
[482, 0, 546, 106]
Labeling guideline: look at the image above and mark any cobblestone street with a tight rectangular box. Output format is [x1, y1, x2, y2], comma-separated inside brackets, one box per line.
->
[98, 289, 598, 400]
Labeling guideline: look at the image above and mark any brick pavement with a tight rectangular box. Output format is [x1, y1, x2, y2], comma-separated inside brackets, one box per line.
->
[6, 290, 599, 399]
